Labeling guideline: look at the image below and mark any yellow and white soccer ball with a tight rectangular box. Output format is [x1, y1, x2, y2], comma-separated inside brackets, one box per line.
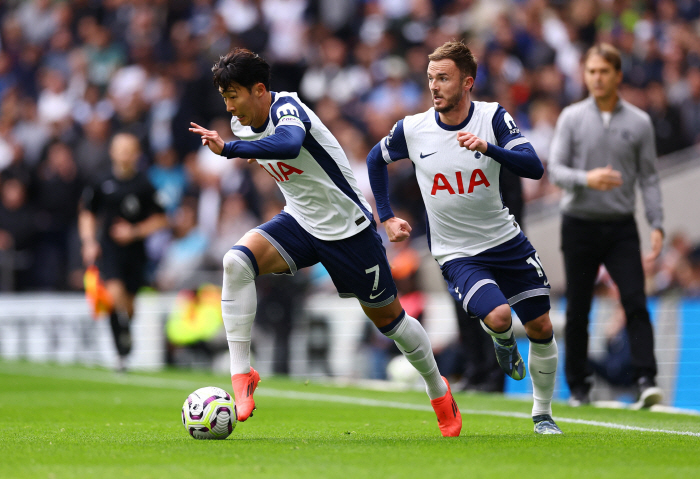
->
[181, 386, 237, 439]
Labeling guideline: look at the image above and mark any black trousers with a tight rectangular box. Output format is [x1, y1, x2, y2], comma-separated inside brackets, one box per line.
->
[561, 215, 657, 393]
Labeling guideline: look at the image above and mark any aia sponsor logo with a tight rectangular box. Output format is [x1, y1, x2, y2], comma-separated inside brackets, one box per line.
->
[430, 169, 490, 195]
[260, 162, 304, 182]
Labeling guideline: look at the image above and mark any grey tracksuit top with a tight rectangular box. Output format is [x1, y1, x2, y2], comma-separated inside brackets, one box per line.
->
[548, 96, 664, 230]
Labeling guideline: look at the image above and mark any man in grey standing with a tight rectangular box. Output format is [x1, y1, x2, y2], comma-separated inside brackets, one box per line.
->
[548, 43, 664, 408]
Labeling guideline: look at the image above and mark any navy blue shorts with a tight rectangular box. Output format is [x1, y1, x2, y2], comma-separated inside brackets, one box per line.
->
[440, 232, 550, 324]
[254, 211, 397, 308]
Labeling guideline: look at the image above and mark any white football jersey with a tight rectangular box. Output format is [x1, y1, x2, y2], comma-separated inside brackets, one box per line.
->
[231, 92, 373, 240]
[380, 102, 531, 265]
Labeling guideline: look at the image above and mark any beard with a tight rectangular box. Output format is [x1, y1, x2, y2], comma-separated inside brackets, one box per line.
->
[433, 90, 463, 113]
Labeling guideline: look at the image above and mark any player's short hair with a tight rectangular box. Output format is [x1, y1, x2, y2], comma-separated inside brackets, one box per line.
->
[583, 43, 622, 71]
[212, 48, 271, 92]
[428, 41, 477, 89]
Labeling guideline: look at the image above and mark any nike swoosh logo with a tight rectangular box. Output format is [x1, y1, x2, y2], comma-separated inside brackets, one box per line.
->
[369, 289, 386, 300]
[539, 371, 556, 374]
[419, 151, 437, 158]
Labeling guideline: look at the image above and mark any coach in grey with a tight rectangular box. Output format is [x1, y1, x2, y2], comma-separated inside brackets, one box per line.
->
[548, 43, 664, 408]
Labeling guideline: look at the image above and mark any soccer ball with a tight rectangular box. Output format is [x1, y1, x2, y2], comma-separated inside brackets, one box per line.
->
[181, 386, 237, 439]
[386, 354, 422, 387]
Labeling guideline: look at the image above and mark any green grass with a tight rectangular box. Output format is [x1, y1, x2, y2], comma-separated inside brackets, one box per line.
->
[1, 361, 700, 479]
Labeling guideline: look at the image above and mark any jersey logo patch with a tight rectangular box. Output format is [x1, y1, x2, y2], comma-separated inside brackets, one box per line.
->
[276, 104, 299, 119]
[475, 152, 482, 159]
[420, 151, 437, 159]
[503, 111, 520, 135]
[431, 169, 490, 195]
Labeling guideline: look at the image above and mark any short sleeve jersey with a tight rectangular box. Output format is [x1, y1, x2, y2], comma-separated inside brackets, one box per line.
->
[230, 92, 373, 241]
[82, 170, 165, 247]
[379, 102, 529, 265]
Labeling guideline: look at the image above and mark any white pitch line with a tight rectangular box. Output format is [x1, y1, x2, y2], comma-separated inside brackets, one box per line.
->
[2, 365, 700, 437]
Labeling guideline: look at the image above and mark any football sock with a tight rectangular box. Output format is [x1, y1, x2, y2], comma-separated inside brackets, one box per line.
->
[528, 335, 558, 416]
[228, 341, 251, 376]
[222, 247, 258, 376]
[480, 319, 513, 339]
[381, 312, 447, 400]
[109, 309, 132, 357]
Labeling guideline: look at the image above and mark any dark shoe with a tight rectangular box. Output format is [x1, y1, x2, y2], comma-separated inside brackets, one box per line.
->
[633, 377, 663, 409]
[491, 333, 526, 380]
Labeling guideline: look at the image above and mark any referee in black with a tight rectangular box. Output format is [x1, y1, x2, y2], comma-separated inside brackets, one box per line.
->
[548, 44, 664, 408]
[79, 133, 168, 371]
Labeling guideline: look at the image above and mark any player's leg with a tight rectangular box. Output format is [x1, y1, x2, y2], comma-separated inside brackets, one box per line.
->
[602, 219, 661, 408]
[441, 258, 527, 380]
[363, 300, 447, 400]
[321, 226, 459, 436]
[362, 299, 461, 437]
[223, 230, 290, 421]
[104, 278, 133, 370]
[520, 306, 561, 434]
[491, 234, 560, 433]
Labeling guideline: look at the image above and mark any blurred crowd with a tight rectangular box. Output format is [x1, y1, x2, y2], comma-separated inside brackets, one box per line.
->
[1, 0, 700, 296]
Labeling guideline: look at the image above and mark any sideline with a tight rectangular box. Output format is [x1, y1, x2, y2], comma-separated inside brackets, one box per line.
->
[2, 363, 700, 437]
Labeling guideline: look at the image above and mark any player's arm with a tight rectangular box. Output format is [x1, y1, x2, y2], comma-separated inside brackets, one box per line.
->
[460, 105, 544, 179]
[366, 120, 412, 242]
[220, 125, 306, 160]
[189, 122, 306, 160]
[487, 143, 543, 179]
[226, 97, 311, 160]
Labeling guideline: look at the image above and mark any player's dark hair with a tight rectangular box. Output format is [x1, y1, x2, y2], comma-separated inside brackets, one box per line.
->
[583, 43, 622, 71]
[428, 41, 478, 91]
[212, 48, 271, 92]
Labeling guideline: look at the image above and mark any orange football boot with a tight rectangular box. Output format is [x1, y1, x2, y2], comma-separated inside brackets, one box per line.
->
[430, 377, 462, 437]
[231, 367, 260, 421]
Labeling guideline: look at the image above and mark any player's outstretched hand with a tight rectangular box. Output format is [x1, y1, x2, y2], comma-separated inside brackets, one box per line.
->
[457, 131, 488, 154]
[384, 217, 412, 242]
[189, 122, 225, 155]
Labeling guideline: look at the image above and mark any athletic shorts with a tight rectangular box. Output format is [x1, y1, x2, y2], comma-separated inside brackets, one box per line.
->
[98, 240, 147, 294]
[254, 211, 397, 308]
[440, 232, 550, 324]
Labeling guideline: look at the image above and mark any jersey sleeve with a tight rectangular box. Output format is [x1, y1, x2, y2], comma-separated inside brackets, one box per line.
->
[81, 183, 100, 214]
[142, 177, 166, 216]
[379, 120, 409, 163]
[270, 96, 311, 133]
[492, 105, 530, 150]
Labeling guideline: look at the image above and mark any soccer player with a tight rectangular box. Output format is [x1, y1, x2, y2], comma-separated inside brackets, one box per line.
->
[366, 41, 562, 434]
[189, 48, 461, 437]
[548, 43, 664, 408]
[79, 133, 168, 371]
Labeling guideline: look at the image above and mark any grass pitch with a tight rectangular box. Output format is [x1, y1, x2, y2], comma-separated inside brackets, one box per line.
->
[1, 361, 699, 479]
